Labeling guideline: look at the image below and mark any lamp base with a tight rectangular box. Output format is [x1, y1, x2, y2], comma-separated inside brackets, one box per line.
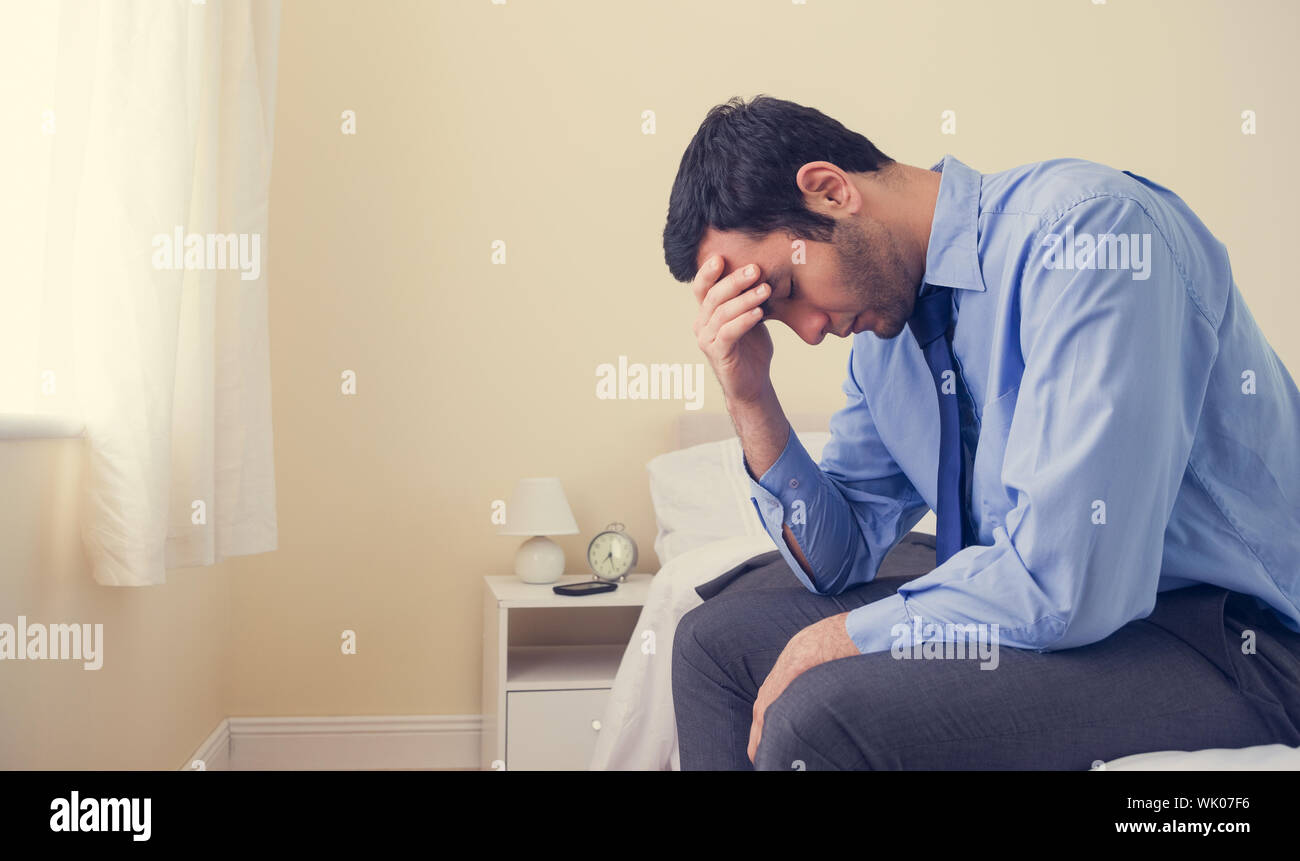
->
[514, 536, 565, 583]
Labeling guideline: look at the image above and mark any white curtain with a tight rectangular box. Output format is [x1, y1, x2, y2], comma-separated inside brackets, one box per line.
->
[0, 0, 281, 585]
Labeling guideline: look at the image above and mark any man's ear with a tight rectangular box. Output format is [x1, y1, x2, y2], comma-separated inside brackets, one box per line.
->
[795, 162, 856, 216]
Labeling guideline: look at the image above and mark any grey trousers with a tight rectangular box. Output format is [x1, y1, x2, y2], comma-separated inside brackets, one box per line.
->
[671, 533, 1300, 770]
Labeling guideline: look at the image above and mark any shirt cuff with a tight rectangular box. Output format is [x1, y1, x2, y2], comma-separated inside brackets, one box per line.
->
[844, 593, 911, 655]
[742, 429, 826, 592]
[743, 427, 823, 523]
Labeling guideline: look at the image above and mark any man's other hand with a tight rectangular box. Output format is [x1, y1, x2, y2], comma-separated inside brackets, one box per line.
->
[747, 611, 860, 765]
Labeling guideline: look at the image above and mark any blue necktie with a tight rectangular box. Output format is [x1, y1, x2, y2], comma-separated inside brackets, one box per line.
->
[907, 285, 976, 564]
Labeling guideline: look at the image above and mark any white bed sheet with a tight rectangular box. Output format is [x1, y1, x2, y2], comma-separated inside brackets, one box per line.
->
[1100, 744, 1300, 770]
[589, 535, 777, 771]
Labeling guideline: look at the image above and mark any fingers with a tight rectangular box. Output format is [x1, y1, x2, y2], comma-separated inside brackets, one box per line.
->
[689, 254, 722, 305]
[700, 300, 765, 357]
[693, 265, 769, 351]
[714, 281, 769, 328]
[700, 278, 768, 342]
[692, 257, 763, 334]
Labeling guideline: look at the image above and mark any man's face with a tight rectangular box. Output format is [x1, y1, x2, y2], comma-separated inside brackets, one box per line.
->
[695, 213, 920, 346]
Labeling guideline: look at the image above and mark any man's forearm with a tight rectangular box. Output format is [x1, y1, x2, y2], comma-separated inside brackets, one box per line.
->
[728, 386, 790, 479]
[728, 387, 817, 579]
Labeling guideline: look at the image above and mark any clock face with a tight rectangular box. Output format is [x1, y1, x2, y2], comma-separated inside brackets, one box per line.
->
[587, 531, 636, 580]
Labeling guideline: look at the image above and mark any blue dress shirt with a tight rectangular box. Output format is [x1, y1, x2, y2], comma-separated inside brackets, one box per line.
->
[746, 154, 1300, 654]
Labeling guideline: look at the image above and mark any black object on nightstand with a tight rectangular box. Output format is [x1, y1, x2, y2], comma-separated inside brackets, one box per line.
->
[552, 581, 618, 596]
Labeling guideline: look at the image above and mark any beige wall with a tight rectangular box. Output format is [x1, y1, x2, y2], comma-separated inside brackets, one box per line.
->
[0, 440, 229, 769]
[5, 0, 1298, 761]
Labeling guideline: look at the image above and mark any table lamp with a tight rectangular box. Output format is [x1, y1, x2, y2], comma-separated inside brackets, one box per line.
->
[497, 477, 580, 583]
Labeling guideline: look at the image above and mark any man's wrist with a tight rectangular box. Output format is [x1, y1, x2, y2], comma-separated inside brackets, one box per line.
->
[727, 386, 789, 479]
[724, 383, 779, 417]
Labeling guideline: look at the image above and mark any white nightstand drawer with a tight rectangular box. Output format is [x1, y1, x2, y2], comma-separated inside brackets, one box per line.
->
[506, 688, 610, 771]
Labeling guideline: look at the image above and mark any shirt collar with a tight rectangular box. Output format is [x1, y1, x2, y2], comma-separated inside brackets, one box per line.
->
[920, 155, 986, 293]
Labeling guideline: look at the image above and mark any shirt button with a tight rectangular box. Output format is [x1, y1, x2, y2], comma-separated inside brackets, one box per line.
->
[789, 478, 799, 489]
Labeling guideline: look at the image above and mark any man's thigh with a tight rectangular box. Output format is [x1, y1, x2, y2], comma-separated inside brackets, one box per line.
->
[754, 591, 1300, 770]
[676, 563, 915, 694]
[672, 553, 930, 769]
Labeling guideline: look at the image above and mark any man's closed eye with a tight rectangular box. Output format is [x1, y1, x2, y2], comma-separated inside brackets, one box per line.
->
[760, 279, 793, 317]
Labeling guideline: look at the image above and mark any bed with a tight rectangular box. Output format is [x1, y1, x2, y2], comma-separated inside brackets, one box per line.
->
[587, 412, 1300, 770]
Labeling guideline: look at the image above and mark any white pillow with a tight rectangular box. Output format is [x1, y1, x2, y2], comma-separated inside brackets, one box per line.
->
[646, 432, 832, 566]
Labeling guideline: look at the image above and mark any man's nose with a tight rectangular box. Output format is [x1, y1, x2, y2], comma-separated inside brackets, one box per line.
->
[769, 306, 826, 345]
[801, 316, 829, 344]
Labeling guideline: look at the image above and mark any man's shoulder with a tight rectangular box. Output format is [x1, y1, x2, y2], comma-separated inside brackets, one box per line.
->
[980, 157, 1229, 324]
[979, 157, 1157, 225]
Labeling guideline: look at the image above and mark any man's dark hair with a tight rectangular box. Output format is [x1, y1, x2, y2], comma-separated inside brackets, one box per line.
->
[662, 94, 894, 284]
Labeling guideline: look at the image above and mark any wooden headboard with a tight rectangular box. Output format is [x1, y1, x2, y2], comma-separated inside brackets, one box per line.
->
[675, 411, 832, 449]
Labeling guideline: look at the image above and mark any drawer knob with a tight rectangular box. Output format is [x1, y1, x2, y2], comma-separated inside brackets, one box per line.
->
[591, 719, 602, 731]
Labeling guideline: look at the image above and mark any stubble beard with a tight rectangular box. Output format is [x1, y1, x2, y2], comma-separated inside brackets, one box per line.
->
[832, 216, 919, 339]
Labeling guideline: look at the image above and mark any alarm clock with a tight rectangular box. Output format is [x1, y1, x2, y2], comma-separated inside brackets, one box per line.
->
[586, 522, 638, 582]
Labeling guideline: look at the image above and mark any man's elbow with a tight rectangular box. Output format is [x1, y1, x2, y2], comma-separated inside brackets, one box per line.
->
[781, 525, 874, 596]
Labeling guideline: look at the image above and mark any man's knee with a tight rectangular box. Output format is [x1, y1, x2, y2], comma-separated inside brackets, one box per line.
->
[672, 598, 728, 676]
[673, 591, 782, 695]
[754, 676, 849, 770]
[754, 659, 903, 770]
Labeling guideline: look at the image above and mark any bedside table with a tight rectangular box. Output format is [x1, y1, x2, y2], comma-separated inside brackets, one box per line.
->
[481, 573, 652, 771]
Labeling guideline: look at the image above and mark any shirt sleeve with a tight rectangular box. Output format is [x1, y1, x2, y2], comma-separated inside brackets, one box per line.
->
[744, 347, 929, 595]
[845, 196, 1216, 655]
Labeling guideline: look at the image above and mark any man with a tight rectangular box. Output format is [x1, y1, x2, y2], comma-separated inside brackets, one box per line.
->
[662, 95, 1300, 770]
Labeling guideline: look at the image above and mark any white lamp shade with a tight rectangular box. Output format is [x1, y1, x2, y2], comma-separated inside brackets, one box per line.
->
[497, 477, 579, 536]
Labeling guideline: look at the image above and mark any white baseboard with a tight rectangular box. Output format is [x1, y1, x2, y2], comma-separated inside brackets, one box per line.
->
[183, 719, 232, 771]
[184, 715, 483, 770]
